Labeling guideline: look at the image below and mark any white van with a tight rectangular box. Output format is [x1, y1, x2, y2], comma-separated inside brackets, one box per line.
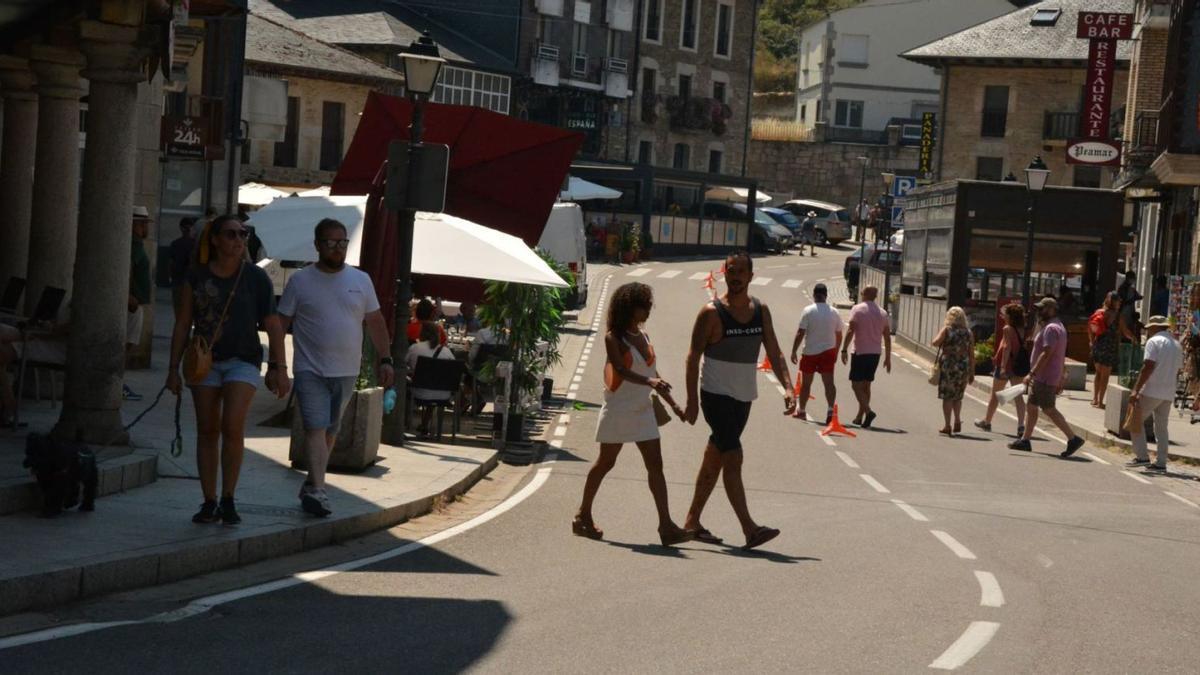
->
[538, 202, 588, 307]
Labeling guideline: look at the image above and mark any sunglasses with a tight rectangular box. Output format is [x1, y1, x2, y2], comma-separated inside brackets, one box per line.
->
[220, 228, 250, 240]
[318, 238, 351, 250]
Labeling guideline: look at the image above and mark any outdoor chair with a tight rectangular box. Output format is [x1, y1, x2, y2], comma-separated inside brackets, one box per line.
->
[0, 276, 25, 316]
[408, 356, 466, 443]
[8, 286, 69, 428]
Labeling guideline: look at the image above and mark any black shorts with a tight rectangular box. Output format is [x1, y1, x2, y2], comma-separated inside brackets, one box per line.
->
[700, 390, 752, 453]
[849, 354, 881, 382]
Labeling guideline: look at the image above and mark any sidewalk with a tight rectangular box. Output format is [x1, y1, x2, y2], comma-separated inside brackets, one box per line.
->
[0, 295, 504, 617]
[895, 336, 1200, 464]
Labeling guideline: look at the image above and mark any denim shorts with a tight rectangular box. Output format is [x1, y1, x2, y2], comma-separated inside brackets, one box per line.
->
[294, 371, 357, 432]
[192, 358, 261, 389]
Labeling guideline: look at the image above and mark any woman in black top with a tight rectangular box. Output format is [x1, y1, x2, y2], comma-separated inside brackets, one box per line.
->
[166, 215, 290, 525]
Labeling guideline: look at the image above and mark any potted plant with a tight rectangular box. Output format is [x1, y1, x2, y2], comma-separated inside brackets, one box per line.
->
[974, 335, 996, 376]
[288, 339, 383, 471]
[477, 250, 569, 444]
[640, 229, 654, 259]
[619, 226, 636, 264]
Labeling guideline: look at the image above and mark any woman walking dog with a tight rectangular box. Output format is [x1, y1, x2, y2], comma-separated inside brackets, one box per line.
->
[573, 282, 693, 546]
[167, 215, 289, 525]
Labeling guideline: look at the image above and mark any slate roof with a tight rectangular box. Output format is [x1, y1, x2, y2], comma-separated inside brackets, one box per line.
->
[246, 12, 404, 83]
[902, 0, 1134, 66]
[248, 0, 516, 73]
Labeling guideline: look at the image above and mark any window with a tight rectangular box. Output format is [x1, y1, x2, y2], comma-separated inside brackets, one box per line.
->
[643, 0, 662, 41]
[319, 101, 345, 171]
[975, 156, 1004, 181]
[642, 67, 657, 94]
[433, 66, 512, 114]
[708, 149, 723, 174]
[815, 100, 821, 121]
[537, 14, 551, 42]
[273, 96, 298, 168]
[834, 100, 864, 128]
[1074, 165, 1102, 188]
[638, 140, 653, 164]
[981, 85, 1009, 138]
[800, 103, 807, 122]
[607, 28, 623, 57]
[673, 142, 690, 169]
[678, 73, 692, 98]
[1031, 8, 1062, 26]
[714, 1, 733, 57]
[680, 0, 698, 50]
[712, 81, 726, 104]
[838, 34, 869, 66]
[573, 21, 589, 75]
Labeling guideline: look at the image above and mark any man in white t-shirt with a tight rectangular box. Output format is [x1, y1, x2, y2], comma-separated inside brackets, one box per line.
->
[790, 283, 843, 423]
[1127, 315, 1182, 472]
[278, 219, 395, 517]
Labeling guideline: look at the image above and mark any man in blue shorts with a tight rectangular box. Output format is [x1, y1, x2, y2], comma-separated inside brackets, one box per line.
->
[682, 251, 795, 550]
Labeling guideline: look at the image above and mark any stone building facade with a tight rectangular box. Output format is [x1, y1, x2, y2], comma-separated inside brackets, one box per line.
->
[746, 133, 920, 208]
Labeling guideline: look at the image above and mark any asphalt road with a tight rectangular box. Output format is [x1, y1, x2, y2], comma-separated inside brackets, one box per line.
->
[4, 245, 1200, 673]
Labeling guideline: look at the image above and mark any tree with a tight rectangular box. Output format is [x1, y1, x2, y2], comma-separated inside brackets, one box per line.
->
[755, 0, 860, 93]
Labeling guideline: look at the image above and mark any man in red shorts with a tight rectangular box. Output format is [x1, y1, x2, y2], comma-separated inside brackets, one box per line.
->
[790, 283, 843, 423]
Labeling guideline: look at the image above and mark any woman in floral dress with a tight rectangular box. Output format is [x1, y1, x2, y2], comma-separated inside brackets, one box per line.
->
[931, 306, 974, 436]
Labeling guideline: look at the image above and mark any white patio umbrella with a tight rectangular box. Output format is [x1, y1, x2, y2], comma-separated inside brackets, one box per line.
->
[247, 196, 567, 288]
[295, 186, 331, 197]
[704, 186, 771, 204]
[238, 182, 291, 206]
[560, 176, 621, 201]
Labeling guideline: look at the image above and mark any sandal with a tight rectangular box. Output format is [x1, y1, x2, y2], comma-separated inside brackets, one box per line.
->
[572, 515, 603, 540]
[687, 527, 724, 544]
[939, 428, 953, 436]
[659, 527, 695, 547]
[743, 526, 781, 551]
[953, 421, 962, 434]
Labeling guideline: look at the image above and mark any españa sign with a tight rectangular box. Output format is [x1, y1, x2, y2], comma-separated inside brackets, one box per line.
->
[1067, 11, 1133, 165]
[918, 112, 936, 180]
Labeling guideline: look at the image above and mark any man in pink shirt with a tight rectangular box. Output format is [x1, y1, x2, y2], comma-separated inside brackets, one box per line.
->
[1008, 297, 1086, 456]
[840, 286, 891, 427]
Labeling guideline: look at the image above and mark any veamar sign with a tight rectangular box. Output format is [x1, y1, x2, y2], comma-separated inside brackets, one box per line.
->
[1067, 11, 1134, 165]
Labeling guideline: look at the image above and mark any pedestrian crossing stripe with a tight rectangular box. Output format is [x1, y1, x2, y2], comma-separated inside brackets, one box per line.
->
[750, 278, 772, 286]
[626, 268, 651, 277]
[689, 272, 708, 280]
[657, 270, 681, 279]
[782, 279, 802, 288]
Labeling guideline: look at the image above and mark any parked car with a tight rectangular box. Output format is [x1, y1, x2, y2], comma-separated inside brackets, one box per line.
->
[761, 207, 803, 237]
[844, 243, 902, 289]
[702, 202, 794, 254]
[780, 199, 853, 246]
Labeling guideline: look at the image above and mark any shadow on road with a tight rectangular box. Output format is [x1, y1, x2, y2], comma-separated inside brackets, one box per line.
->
[603, 540, 689, 558]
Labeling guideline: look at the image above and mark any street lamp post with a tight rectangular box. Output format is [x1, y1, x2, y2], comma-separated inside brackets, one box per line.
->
[880, 172, 896, 311]
[855, 155, 868, 244]
[1021, 156, 1051, 308]
[387, 33, 445, 445]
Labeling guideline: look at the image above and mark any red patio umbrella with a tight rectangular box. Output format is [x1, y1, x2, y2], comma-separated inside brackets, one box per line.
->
[333, 92, 583, 327]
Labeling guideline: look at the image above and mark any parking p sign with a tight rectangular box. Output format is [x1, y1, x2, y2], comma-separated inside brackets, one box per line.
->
[891, 176, 917, 198]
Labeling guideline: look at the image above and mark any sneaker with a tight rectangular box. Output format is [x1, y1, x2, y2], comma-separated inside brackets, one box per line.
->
[122, 385, 143, 402]
[1060, 436, 1085, 458]
[825, 409, 834, 425]
[863, 411, 877, 429]
[298, 482, 315, 500]
[218, 496, 241, 525]
[1146, 464, 1167, 472]
[974, 419, 992, 432]
[1008, 438, 1032, 451]
[301, 488, 332, 518]
[192, 499, 220, 524]
[1125, 458, 1151, 468]
[1016, 425, 1025, 438]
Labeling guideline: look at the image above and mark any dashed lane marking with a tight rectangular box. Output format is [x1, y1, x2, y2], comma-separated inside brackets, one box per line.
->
[929, 621, 1000, 670]
[1121, 470, 1153, 485]
[689, 272, 708, 280]
[1164, 491, 1200, 509]
[859, 474, 890, 493]
[553, 426, 567, 437]
[835, 451, 859, 469]
[818, 431, 836, 447]
[782, 279, 802, 288]
[974, 571, 1005, 608]
[557, 414, 570, 424]
[930, 530, 977, 560]
[626, 268, 651, 277]
[891, 499, 929, 522]
[750, 277, 772, 286]
[657, 270, 681, 279]
[1080, 451, 1109, 465]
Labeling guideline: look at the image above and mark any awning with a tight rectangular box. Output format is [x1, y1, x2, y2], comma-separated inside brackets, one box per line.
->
[560, 176, 621, 201]
[247, 195, 567, 288]
[705, 186, 770, 204]
[238, 182, 291, 206]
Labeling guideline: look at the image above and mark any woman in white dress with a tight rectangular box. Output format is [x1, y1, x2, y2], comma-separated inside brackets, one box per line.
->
[573, 283, 693, 546]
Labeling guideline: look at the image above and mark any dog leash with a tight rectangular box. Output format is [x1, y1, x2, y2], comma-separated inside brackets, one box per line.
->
[106, 385, 184, 457]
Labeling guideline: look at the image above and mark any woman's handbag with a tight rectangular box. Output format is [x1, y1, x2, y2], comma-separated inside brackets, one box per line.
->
[651, 394, 672, 427]
[928, 346, 943, 386]
[182, 264, 244, 385]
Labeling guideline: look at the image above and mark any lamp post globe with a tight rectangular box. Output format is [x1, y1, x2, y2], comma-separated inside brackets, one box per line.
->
[399, 32, 446, 97]
[1024, 155, 1050, 192]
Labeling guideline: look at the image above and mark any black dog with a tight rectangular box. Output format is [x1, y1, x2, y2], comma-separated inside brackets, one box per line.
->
[23, 433, 97, 517]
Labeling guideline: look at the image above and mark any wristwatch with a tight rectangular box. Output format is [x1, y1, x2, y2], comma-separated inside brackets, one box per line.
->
[379, 357, 394, 366]
[267, 362, 287, 371]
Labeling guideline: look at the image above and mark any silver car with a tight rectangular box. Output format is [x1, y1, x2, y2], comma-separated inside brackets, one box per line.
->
[781, 199, 854, 245]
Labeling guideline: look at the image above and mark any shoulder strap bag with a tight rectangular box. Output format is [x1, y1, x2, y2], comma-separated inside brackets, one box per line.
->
[929, 344, 943, 386]
[182, 263, 245, 385]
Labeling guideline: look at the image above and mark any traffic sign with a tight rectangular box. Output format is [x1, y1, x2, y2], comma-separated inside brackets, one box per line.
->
[891, 175, 917, 198]
[891, 206, 905, 226]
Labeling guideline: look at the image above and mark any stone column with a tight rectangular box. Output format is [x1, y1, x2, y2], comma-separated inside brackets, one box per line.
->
[0, 56, 38, 286]
[26, 46, 85, 316]
[54, 21, 147, 445]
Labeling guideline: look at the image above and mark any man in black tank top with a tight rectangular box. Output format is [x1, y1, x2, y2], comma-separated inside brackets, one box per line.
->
[681, 251, 795, 551]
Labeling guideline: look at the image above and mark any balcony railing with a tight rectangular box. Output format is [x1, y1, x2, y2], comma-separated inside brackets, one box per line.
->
[666, 96, 733, 135]
[1043, 112, 1078, 140]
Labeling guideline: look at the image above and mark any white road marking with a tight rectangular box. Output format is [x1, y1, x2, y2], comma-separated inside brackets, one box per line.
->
[1164, 491, 1200, 509]
[764, 373, 779, 384]
[1080, 451, 1110, 465]
[890, 499, 929, 522]
[0, 454, 564, 650]
[1037, 554, 1054, 568]
[568, 383, 580, 392]
[549, 439, 564, 449]
[565, 392, 577, 400]
[782, 279, 802, 288]
[929, 621, 1001, 670]
[657, 270, 681, 279]
[835, 451, 859, 468]
[930, 530, 977, 560]
[689, 272, 709, 280]
[750, 277, 772, 286]
[818, 431, 836, 447]
[1121, 470, 1153, 485]
[557, 414, 570, 424]
[553, 426, 567, 437]
[571, 375, 582, 383]
[775, 385, 787, 397]
[859, 474, 889, 493]
[626, 268, 650, 277]
[974, 571, 1005, 608]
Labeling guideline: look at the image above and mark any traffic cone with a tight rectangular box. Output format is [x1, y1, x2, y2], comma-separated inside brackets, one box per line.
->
[821, 404, 856, 438]
[718, 262, 726, 275]
[703, 272, 715, 290]
[791, 379, 816, 401]
[758, 356, 772, 371]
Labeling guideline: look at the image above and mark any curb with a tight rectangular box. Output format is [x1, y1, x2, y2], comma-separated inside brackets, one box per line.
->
[0, 452, 158, 516]
[0, 449, 499, 617]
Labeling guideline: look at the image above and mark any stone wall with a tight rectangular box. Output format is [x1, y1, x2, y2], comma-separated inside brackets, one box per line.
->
[746, 135, 919, 208]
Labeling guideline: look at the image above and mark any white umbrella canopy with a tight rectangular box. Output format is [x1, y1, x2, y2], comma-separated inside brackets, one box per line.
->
[560, 176, 621, 201]
[295, 186, 331, 197]
[247, 196, 567, 288]
[704, 186, 771, 204]
[238, 182, 291, 206]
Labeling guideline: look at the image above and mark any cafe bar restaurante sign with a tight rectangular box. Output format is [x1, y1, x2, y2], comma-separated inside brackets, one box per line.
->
[1066, 11, 1133, 166]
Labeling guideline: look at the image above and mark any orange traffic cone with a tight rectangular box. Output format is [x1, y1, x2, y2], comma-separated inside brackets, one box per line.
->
[758, 356, 772, 371]
[821, 404, 856, 438]
[703, 272, 715, 290]
[791, 379, 816, 401]
[718, 262, 726, 275]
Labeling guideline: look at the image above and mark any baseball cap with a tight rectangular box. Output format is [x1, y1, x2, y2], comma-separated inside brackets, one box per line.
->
[1033, 296, 1057, 310]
